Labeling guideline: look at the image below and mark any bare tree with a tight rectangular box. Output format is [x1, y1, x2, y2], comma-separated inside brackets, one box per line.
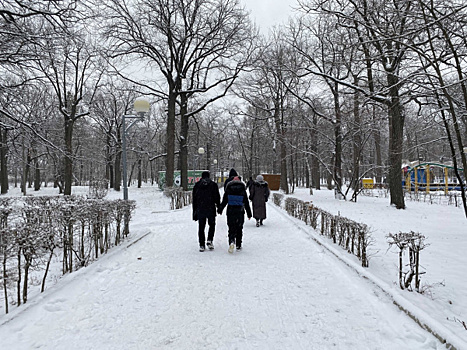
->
[413, 0, 467, 216]
[100, 0, 256, 190]
[30, 18, 103, 195]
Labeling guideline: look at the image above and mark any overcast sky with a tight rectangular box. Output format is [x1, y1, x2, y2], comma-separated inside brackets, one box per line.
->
[240, 0, 299, 34]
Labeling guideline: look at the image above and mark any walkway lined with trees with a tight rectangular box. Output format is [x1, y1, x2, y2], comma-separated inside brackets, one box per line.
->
[0, 2, 466, 211]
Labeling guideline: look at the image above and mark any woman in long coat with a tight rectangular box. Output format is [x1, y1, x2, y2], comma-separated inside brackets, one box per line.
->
[249, 175, 270, 227]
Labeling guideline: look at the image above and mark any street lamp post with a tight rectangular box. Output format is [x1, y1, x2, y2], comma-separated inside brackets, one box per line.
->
[197, 147, 205, 170]
[213, 159, 218, 183]
[193, 147, 205, 184]
[122, 99, 150, 200]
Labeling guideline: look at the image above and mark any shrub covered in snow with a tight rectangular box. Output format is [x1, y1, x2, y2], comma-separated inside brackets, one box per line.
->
[277, 197, 371, 267]
[0, 196, 136, 314]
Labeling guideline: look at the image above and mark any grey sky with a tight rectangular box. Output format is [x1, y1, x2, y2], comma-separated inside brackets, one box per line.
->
[240, 0, 298, 33]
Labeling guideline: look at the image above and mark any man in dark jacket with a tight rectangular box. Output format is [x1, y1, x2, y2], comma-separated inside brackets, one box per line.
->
[218, 176, 252, 253]
[223, 168, 238, 190]
[193, 171, 221, 252]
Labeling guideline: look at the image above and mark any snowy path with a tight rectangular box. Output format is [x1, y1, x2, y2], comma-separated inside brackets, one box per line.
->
[0, 195, 442, 349]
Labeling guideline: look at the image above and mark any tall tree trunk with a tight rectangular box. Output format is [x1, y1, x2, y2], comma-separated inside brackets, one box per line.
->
[114, 126, 122, 191]
[387, 72, 405, 209]
[165, 89, 177, 188]
[274, 100, 288, 193]
[21, 137, 25, 195]
[333, 83, 343, 191]
[0, 127, 8, 194]
[137, 156, 142, 188]
[352, 78, 361, 190]
[34, 158, 41, 191]
[180, 92, 189, 190]
[248, 117, 257, 179]
[109, 164, 114, 189]
[205, 142, 211, 172]
[311, 114, 320, 189]
[373, 106, 383, 184]
[64, 118, 74, 196]
[0, 132, 7, 194]
[106, 134, 112, 186]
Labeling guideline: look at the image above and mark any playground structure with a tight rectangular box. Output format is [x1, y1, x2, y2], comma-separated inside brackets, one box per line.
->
[402, 161, 465, 194]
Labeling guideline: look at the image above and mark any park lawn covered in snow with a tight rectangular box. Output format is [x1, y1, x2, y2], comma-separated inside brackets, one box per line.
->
[287, 187, 467, 347]
[0, 185, 465, 349]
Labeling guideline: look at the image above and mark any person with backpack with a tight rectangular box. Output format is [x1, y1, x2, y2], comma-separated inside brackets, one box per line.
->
[249, 175, 270, 227]
[218, 176, 252, 253]
[193, 171, 221, 252]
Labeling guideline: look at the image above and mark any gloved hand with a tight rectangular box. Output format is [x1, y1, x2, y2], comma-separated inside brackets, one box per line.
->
[217, 208, 223, 215]
[193, 212, 198, 221]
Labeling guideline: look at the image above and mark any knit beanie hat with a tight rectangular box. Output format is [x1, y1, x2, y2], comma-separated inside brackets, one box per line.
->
[256, 175, 264, 182]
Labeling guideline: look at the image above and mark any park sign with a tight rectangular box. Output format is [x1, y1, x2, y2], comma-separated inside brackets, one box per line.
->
[158, 170, 206, 190]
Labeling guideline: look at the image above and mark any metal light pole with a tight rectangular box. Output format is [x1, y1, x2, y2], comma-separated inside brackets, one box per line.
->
[197, 147, 205, 171]
[193, 147, 205, 185]
[213, 159, 217, 183]
[122, 99, 150, 200]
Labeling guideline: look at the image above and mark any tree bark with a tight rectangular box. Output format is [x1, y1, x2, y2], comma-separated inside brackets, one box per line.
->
[34, 158, 41, 191]
[114, 125, 122, 191]
[0, 127, 8, 194]
[64, 117, 74, 196]
[179, 92, 189, 190]
[165, 88, 177, 188]
[333, 83, 343, 191]
[387, 72, 405, 209]
[352, 78, 361, 190]
[274, 102, 288, 193]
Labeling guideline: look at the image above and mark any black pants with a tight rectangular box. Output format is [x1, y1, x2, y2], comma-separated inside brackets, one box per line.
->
[198, 216, 216, 246]
[228, 223, 244, 247]
[226, 207, 245, 247]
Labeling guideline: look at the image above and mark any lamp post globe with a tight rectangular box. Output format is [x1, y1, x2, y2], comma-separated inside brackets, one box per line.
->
[134, 99, 150, 114]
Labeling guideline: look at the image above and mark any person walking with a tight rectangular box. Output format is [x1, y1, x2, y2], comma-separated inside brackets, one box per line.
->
[218, 176, 252, 253]
[249, 175, 270, 227]
[224, 168, 238, 190]
[193, 171, 221, 252]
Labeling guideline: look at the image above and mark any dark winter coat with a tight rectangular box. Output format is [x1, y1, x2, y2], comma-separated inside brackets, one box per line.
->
[223, 168, 238, 190]
[193, 178, 221, 220]
[219, 179, 252, 226]
[249, 180, 270, 220]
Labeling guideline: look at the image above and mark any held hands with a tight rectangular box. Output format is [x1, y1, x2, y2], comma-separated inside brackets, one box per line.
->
[217, 208, 223, 215]
[192, 212, 198, 221]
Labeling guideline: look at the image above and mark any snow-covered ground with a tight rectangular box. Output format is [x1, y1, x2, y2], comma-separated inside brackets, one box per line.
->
[0, 185, 465, 349]
[287, 188, 466, 347]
